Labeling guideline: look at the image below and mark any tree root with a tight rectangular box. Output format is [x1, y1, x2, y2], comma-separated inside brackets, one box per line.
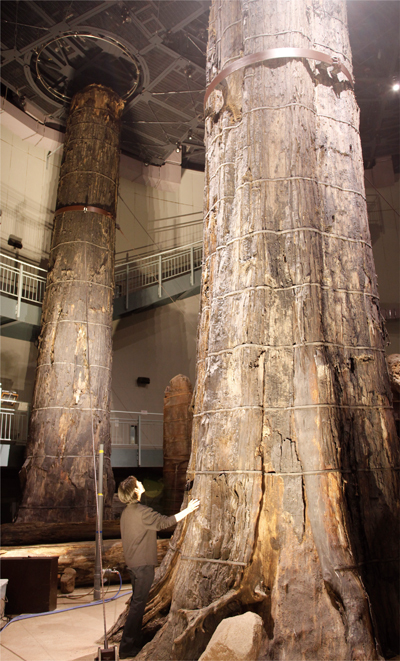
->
[133, 587, 245, 661]
[169, 573, 270, 660]
[174, 588, 241, 646]
[106, 480, 266, 652]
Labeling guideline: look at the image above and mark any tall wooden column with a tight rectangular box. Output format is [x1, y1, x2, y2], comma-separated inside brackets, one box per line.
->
[108, 2, 399, 659]
[19, 84, 124, 523]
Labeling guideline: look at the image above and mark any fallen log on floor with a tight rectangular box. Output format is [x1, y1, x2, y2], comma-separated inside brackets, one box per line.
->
[0, 539, 170, 587]
[0, 520, 121, 547]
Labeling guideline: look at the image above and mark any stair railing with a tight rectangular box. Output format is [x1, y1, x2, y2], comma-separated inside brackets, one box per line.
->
[114, 240, 202, 304]
[0, 252, 47, 318]
[0, 240, 203, 313]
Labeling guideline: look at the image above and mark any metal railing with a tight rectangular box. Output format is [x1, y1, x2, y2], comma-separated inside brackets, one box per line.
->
[114, 241, 202, 303]
[110, 410, 163, 465]
[115, 217, 203, 262]
[0, 409, 29, 443]
[0, 410, 13, 441]
[0, 407, 163, 457]
[0, 252, 47, 318]
[0, 240, 203, 315]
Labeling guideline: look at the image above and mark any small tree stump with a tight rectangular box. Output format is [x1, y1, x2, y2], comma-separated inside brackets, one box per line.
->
[163, 375, 193, 515]
[60, 567, 77, 594]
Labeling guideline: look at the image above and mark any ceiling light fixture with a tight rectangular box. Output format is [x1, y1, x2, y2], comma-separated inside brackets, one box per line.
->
[392, 82, 400, 92]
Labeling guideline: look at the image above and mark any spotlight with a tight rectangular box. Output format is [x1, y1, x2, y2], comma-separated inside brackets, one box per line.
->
[392, 82, 400, 92]
[176, 142, 182, 153]
[8, 235, 23, 250]
[187, 130, 193, 141]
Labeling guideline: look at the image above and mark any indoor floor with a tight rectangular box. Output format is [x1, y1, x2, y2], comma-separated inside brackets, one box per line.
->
[0, 583, 131, 661]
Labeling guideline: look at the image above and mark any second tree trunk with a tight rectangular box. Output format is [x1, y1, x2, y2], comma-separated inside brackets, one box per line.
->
[19, 85, 124, 523]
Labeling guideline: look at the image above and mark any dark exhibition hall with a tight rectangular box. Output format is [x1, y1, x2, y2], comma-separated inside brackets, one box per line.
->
[0, 1, 399, 660]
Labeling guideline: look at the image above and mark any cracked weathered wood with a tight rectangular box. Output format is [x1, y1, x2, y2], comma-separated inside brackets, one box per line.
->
[110, 2, 399, 658]
[0, 539, 169, 587]
[0, 520, 121, 546]
[18, 85, 124, 523]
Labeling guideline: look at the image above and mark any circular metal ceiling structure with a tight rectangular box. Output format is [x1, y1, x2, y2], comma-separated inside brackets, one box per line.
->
[0, 0, 398, 170]
[33, 31, 142, 104]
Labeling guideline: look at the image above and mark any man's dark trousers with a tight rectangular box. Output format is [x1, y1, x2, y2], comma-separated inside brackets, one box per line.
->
[119, 565, 155, 656]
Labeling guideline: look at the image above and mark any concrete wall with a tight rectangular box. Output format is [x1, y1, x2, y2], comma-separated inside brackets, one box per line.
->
[0, 124, 61, 264]
[116, 168, 203, 257]
[0, 336, 38, 403]
[0, 123, 204, 265]
[111, 295, 199, 415]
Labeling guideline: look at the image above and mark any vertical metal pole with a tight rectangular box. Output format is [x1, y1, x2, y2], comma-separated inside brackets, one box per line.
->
[138, 415, 142, 466]
[16, 264, 23, 319]
[158, 254, 162, 298]
[190, 245, 194, 286]
[93, 443, 104, 601]
[125, 253, 129, 311]
[0, 384, 2, 442]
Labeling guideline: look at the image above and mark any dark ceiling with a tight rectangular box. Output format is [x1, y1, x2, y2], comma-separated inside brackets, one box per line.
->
[1, 1, 399, 172]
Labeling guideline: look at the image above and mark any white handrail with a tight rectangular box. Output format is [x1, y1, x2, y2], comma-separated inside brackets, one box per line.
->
[111, 410, 162, 416]
[110, 410, 163, 466]
[115, 240, 202, 269]
[0, 252, 47, 274]
[0, 409, 29, 443]
[0, 240, 203, 311]
[114, 240, 203, 305]
[0, 252, 47, 308]
[0, 409, 163, 448]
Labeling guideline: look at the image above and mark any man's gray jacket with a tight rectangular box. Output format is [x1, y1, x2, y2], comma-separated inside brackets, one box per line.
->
[120, 502, 177, 567]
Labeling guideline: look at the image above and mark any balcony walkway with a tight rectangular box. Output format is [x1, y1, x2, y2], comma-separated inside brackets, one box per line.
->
[0, 241, 202, 341]
[0, 407, 163, 469]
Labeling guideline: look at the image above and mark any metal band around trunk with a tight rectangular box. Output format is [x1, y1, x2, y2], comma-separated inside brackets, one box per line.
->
[204, 48, 353, 107]
[54, 204, 114, 219]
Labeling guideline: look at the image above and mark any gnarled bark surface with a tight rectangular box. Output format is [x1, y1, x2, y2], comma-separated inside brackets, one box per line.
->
[0, 538, 169, 586]
[0, 520, 120, 546]
[109, 2, 399, 658]
[19, 85, 124, 523]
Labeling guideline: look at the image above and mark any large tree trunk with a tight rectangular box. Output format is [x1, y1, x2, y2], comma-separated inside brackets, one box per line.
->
[18, 85, 124, 523]
[109, 2, 400, 658]
[0, 539, 169, 587]
[0, 520, 121, 546]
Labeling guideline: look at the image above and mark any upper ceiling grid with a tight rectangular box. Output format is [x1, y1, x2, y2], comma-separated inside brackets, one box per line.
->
[1, 1, 399, 171]
[1, 0, 209, 168]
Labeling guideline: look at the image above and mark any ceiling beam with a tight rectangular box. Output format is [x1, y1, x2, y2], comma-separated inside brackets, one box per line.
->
[168, 2, 210, 34]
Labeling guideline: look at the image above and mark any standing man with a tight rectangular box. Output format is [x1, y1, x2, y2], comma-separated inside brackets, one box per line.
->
[118, 475, 200, 658]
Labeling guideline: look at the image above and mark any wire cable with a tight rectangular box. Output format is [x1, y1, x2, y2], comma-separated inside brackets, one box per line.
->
[364, 175, 400, 218]
[84, 242, 108, 649]
[0, 573, 128, 632]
